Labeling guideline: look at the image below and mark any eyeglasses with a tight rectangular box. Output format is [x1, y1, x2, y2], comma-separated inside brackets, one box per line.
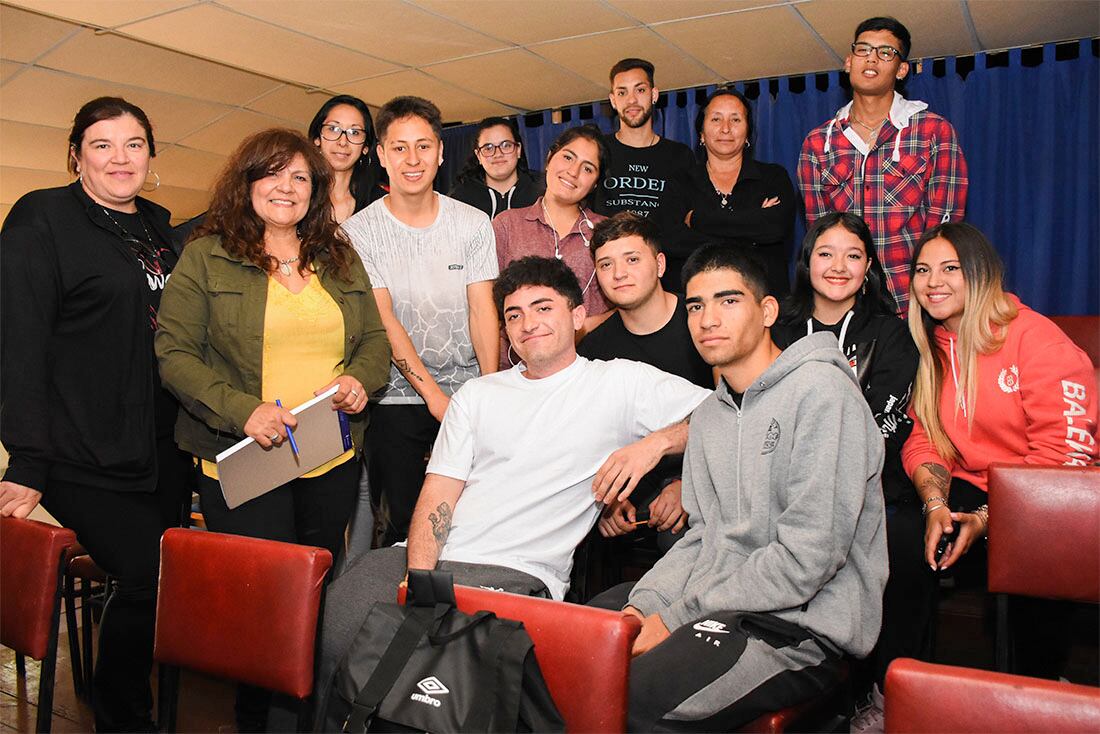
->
[475, 141, 518, 157]
[851, 42, 904, 62]
[319, 124, 368, 145]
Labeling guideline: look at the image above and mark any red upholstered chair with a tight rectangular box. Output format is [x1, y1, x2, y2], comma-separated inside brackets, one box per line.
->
[62, 551, 109, 702]
[153, 528, 332, 732]
[399, 584, 640, 733]
[884, 657, 1100, 733]
[987, 463, 1100, 671]
[0, 516, 78, 734]
[1049, 315, 1099, 366]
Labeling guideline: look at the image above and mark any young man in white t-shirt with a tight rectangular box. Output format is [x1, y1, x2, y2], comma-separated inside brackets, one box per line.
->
[342, 96, 500, 545]
[314, 257, 709, 711]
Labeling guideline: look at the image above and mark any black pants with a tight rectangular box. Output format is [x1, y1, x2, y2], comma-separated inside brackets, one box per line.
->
[40, 437, 191, 732]
[869, 478, 1074, 685]
[197, 457, 359, 731]
[587, 584, 843, 732]
[365, 404, 439, 546]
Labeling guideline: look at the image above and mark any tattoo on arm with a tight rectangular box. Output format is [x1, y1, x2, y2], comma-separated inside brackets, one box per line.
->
[428, 502, 453, 554]
[918, 462, 951, 499]
[394, 358, 426, 384]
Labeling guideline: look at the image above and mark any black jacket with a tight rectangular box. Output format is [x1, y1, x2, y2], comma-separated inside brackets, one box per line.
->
[448, 168, 544, 219]
[773, 303, 919, 503]
[663, 158, 796, 297]
[1, 182, 175, 494]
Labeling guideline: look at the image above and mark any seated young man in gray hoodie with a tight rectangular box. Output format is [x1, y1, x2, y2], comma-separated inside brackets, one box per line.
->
[591, 244, 888, 731]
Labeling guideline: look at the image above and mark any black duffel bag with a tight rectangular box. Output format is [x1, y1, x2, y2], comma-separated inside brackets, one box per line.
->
[319, 570, 564, 733]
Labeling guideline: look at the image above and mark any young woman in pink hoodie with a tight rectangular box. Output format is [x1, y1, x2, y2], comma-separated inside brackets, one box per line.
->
[899, 222, 1095, 683]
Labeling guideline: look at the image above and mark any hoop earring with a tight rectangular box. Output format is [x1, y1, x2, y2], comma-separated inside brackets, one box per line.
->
[862, 276, 868, 295]
[745, 140, 751, 149]
[142, 171, 161, 192]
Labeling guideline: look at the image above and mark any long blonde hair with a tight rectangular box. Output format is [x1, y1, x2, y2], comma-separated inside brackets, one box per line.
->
[908, 223, 1018, 461]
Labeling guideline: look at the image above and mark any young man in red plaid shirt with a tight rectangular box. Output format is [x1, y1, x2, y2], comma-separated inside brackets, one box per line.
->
[798, 17, 968, 315]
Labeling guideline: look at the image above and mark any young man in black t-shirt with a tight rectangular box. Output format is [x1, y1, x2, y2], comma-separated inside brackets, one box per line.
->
[597, 59, 695, 237]
[579, 214, 713, 561]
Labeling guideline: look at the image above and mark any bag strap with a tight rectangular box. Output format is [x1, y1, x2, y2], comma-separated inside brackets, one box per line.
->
[342, 605, 436, 733]
[427, 609, 496, 643]
[460, 619, 520, 732]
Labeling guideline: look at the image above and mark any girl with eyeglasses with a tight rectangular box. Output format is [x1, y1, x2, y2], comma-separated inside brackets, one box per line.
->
[449, 116, 544, 219]
[308, 95, 386, 223]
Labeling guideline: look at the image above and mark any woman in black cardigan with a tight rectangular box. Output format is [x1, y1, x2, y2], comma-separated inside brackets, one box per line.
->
[0, 96, 188, 731]
[667, 88, 796, 298]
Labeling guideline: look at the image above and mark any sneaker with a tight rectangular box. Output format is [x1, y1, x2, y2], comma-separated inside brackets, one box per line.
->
[850, 684, 885, 734]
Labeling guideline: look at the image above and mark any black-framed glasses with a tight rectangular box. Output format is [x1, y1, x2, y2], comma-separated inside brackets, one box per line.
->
[320, 123, 367, 144]
[851, 42, 904, 62]
[475, 141, 518, 157]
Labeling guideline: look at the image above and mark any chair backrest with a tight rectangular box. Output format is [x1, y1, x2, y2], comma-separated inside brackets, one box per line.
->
[1049, 315, 1099, 366]
[154, 528, 332, 698]
[399, 584, 640, 733]
[0, 517, 76, 660]
[884, 657, 1100, 733]
[987, 464, 1100, 603]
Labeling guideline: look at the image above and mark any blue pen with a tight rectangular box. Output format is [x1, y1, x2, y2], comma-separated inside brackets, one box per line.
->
[275, 399, 300, 457]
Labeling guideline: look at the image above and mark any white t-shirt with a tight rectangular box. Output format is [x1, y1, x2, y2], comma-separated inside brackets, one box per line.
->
[342, 195, 498, 403]
[427, 356, 712, 599]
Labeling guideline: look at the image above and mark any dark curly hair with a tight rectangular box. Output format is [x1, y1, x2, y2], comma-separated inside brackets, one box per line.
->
[493, 256, 583, 319]
[196, 128, 355, 281]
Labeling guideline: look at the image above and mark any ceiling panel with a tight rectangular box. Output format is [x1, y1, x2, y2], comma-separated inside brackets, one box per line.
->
[118, 4, 400, 88]
[411, 0, 635, 45]
[142, 182, 212, 221]
[0, 166, 71, 204]
[152, 145, 226, 191]
[220, 0, 507, 68]
[0, 121, 71, 172]
[0, 67, 230, 142]
[8, 0, 197, 28]
[176, 108, 303, 156]
[1, 60, 24, 83]
[659, 5, 836, 81]
[37, 29, 283, 107]
[335, 69, 512, 123]
[0, 4, 77, 62]
[608, 0, 786, 25]
[968, 0, 1100, 51]
[245, 85, 345, 127]
[534, 26, 719, 90]
[798, 0, 973, 60]
[425, 50, 606, 111]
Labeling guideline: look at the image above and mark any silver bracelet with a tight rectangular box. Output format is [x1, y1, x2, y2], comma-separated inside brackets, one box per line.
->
[922, 496, 949, 516]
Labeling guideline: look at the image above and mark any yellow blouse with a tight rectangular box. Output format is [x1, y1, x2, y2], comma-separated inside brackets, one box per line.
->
[201, 275, 354, 480]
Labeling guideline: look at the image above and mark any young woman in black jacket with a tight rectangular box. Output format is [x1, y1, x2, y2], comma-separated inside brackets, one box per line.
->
[448, 116, 543, 219]
[0, 96, 189, 731]
[773, 212, 922, 730]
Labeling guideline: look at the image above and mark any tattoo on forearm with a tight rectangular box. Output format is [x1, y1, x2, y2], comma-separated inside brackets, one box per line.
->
[429, 502, 453, 554]
[919, 462, 951, 498]
[394, 358, 426, 383]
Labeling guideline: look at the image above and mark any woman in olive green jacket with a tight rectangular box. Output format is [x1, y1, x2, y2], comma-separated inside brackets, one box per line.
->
[155, 129, 390, 731]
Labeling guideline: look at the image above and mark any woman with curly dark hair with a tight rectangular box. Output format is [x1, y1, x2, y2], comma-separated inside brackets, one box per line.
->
[155, 128, 391, 729]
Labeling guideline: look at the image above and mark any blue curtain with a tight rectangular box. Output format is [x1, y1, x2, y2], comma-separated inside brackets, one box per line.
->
[440, 39, 1098, 315]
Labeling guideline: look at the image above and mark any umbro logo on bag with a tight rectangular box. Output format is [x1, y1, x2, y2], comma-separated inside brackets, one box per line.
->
[410, 676, 449, 707]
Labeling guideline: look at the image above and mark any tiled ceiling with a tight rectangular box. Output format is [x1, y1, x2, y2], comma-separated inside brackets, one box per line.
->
[2, 0, 1097, 224]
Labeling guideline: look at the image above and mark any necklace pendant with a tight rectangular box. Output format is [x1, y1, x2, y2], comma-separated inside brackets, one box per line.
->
[720, 196, 728, 207]
[279, 262, 292, 276]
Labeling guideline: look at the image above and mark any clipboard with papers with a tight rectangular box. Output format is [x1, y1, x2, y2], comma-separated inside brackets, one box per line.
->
[216, 386, 353, 509]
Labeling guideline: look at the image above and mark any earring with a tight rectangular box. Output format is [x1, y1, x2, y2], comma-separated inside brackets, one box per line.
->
[862, 276, 868, 295]
[745, 140, 751, 149]
[142, 171, 161, 192]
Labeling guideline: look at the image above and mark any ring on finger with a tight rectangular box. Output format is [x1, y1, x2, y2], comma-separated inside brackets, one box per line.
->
[269, 433, 280, 441]
[350, 389, 358, 397]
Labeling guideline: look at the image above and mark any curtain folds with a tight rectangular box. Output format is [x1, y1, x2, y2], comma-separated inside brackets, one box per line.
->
[441, 39, 1097, 314]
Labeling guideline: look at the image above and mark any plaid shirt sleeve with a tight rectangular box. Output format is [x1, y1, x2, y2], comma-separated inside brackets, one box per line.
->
[923, 116, 968, 225]
[797, 128, 831, 225]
